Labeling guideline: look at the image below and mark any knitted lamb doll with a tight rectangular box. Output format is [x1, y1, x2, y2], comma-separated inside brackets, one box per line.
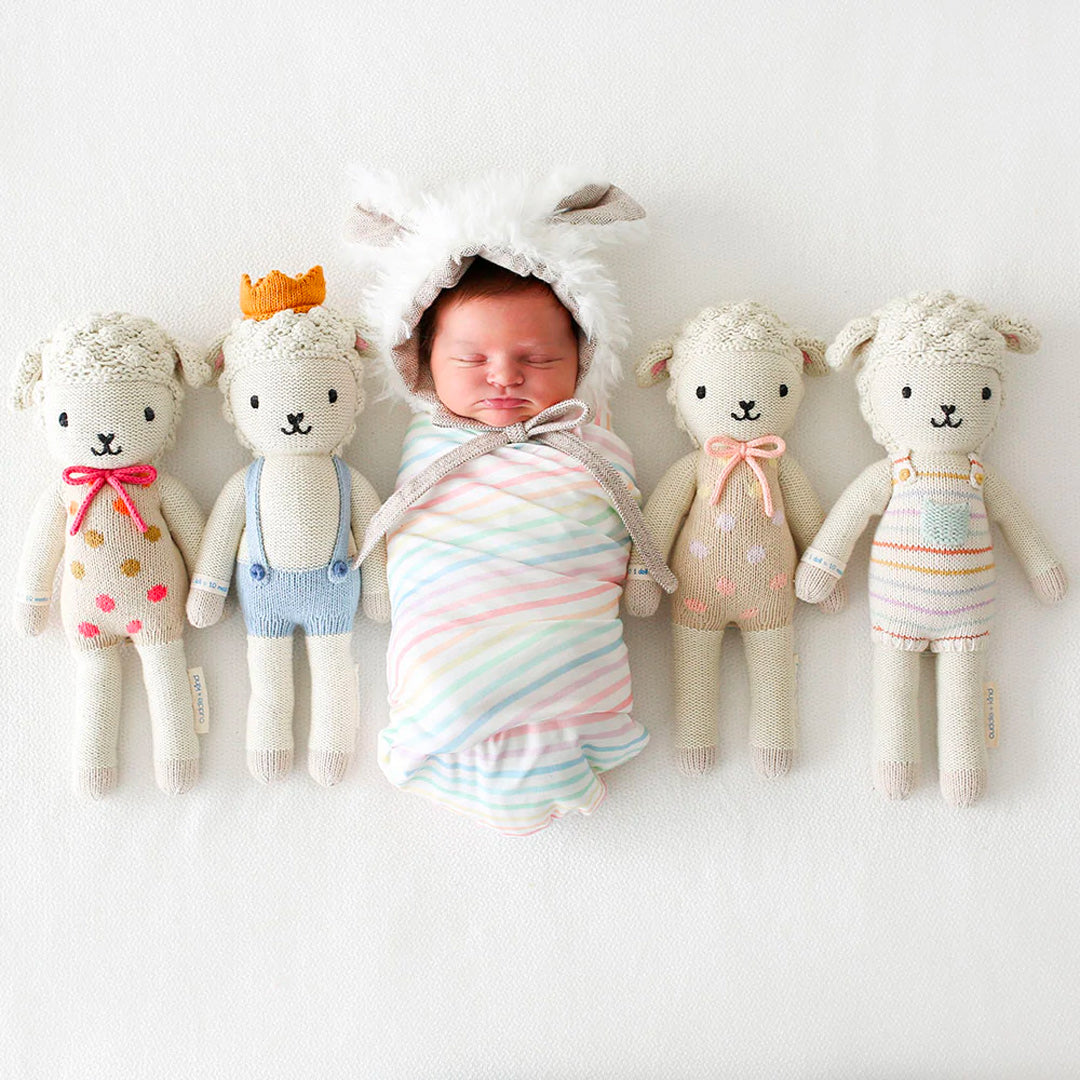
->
[626, 302, 840, 777]
[794, 292, 1068, 805]
[12, 313, 209, 796]
[186, 267, 389, 786]
[346, 171, 676, 835]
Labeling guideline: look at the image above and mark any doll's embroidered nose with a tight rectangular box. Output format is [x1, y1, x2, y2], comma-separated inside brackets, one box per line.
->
[732, 401, 761, 421]
[281, 413, 313, 435]
[931, 404, 963, 429]
[91, 432, 123, 456]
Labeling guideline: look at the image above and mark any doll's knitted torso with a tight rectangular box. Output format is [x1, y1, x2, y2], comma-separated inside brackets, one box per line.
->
[58, 473, 187, 649]
[869, 452, 995, 652]
[671, 451, 796, 632]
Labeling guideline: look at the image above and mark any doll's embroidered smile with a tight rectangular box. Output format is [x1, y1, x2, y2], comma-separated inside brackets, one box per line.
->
[731, 400, 761, 421]
[91, 432, 123, 456]
[281, 412, 312, 435]
[930, 404, 962, 428]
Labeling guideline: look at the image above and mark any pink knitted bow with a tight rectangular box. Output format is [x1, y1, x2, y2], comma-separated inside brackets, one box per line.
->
[704, 435, 786, 518]
[62, 464, 158, 536]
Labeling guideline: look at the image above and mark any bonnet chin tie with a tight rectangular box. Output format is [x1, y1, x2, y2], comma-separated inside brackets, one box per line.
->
[704, 435, 785, 519]
[63, 463, 158, 536]
[355, 398, 677, 592]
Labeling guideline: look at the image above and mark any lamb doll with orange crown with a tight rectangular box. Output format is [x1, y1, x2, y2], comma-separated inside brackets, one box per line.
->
[186, 267, 389, 786]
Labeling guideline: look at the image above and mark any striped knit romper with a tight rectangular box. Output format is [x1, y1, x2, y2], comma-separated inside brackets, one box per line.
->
[869, 452, 995, 652]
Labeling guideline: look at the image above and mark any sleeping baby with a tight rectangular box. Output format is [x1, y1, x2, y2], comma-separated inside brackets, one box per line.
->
[348, 172, 675, 835]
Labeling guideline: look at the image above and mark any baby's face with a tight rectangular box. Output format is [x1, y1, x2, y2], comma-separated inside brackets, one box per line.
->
[428, 289, 579, 426]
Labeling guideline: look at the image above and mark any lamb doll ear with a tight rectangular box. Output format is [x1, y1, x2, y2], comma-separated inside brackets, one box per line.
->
[793, 333, 829, 377]
[635, 340, 674, 387]
[825, 314, 879, 371]
[991, 313, 1040, 354]
[203, 336, 227, 387]
[172, 338, 214, 388]
[11, 341, 45, 412]
[551, 183, 646, 227]
[353, 321, 374, 356]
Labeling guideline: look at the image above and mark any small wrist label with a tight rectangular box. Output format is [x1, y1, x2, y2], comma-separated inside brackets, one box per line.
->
[627, 565, 650, 578]
[984, 682, 999, 747]
[21, 593, 52, 606]
[802, 548, 846, 580]
[191, 575, 230, 596]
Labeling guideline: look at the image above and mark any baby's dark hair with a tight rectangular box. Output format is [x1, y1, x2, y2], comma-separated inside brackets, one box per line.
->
[417, 258, 565, 365]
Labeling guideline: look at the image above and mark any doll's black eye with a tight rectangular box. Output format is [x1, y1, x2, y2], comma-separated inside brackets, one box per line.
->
[250, 395, 259, 409]
[901, 386, 912, 399]
[982, 386, 992, 400]
[779, 384, 788, 397]
[58, 412, 68, 427]
[696, 386, 706, 399]
[144, 406, 155, 421]
[328, 388, 338, 404]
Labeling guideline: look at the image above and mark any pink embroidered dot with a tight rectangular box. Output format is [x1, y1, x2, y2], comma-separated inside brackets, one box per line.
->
[747, 545, 766, 564]
[771, 509, 785, 526]
[126, 619, 142, 634]
[78, 622, 100, 639]
[147, 584, 168, 603]
[689, 540, 708, 559]
[96, 594, 115, 613]
[769, 573, 788, 591]
[715, 577, 736, 596]
[739, 607, 760, 621]
[683, 597, 708, 614]
[715, 512, 735, 533]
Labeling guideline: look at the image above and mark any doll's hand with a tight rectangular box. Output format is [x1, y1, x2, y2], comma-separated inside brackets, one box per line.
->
[795, 562, 842, 605]
[624, 575, 662, 618]
[187, 587, 226, 628]
[1032, 564, 1068, 605]
[13, 601, 49, 638]
[817, 577, 847, 613]
[363, 590, 391, 624]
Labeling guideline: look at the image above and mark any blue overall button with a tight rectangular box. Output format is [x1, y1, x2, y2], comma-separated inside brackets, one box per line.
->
[250, 563, 266, 582]
[330, 559, 349, 580]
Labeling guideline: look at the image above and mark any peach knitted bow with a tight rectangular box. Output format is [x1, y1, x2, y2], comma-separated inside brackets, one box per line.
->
[704, 435, 786, 518]
[63, 464, 157, 535]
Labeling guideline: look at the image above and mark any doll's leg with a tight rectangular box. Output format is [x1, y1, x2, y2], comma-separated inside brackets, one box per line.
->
[672, 624, 724, 775]
[73, 644, 123, 798]
[743, 624, 797, 778]
[246, 634, 294, 783]
[306, 632, 358, 787]
[936, 649, 987, 807]
[135, 638, 199, 795]
[872, 643, 922, 799]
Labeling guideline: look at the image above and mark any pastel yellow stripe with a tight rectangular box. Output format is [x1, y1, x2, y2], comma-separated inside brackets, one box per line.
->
[421, 475, 602, 519]
[871, 557, 996, 576]
[892, 471, 970, 485]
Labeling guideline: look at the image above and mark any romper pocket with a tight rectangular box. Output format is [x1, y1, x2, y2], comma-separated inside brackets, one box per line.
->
[921, 499, 971, 549]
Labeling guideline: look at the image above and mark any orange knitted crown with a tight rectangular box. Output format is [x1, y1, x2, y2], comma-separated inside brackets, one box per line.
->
[240, 265, 326, 320]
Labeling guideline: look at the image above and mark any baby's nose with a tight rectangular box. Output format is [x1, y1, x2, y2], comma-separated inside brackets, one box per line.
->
[487, 359, 525, 386]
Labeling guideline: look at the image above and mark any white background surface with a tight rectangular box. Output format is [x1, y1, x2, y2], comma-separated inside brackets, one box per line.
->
[2, 2, 1078, 1077]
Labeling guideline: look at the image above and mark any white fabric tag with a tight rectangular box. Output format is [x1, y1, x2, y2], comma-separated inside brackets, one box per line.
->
[189, 667, 210, 734]
[984, 682, 998, 747]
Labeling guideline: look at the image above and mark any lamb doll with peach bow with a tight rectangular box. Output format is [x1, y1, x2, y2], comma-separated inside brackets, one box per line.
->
[625, 302, 842, 777]
[186, 267, 389, 787]
[12, 313, 209, 797]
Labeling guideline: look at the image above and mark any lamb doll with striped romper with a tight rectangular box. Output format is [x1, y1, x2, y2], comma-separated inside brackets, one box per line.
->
[794, 292, 1068, 805]
[346, 172, 676, 835]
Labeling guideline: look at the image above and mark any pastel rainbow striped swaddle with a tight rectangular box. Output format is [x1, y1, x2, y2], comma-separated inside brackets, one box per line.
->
[380, 411, 647, 835]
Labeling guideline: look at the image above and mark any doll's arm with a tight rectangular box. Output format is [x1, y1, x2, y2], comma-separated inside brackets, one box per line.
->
[156, 472, 205, 578]
[625, 451, 697, 617]
[779, 454, 846, 613]
[186, 469, 246, 628]
[13, 482, 66, 637]
[794, 458, 892, 604]
[349, 466, 390, 623]
[983, 469, 1068, 604]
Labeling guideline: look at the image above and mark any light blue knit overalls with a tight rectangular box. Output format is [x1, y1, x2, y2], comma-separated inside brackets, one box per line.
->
[236, 456, 361, 638]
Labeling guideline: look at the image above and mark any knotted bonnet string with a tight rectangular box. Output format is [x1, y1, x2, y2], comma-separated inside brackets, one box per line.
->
[355, 398, 678, 592]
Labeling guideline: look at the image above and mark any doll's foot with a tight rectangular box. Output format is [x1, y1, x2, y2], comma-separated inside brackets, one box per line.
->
[77, 765, 118, 799]
[248, 748, 293, 784]
[941, 767, 986, 807]
[155, 757, 199, 795]
[752, 746, 793, 778]
[677, 746, 716, 776]
[874, 761, 917, 800]
[308, 748, 351, 787]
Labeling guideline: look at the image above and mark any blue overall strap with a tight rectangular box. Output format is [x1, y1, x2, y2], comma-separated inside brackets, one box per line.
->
[327, 455, 353, 583]
[244, 457, 270, 582]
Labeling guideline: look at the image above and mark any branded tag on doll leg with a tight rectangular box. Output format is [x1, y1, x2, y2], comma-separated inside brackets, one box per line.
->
[984, 682, 998, 747]
[188, 667, 210, 734]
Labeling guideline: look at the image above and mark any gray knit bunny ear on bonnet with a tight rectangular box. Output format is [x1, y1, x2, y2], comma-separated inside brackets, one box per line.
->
[344, 170, 645, 414]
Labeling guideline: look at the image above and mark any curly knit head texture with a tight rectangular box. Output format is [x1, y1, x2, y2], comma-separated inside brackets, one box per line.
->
[826, 291, 1040, 452]
[345, 169, 646, 412]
